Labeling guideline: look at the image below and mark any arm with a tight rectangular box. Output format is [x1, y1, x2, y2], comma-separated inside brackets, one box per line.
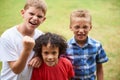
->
[97, 63, 104, 80]
[8, 36, 35, 74]
[28, 56, 42, 68]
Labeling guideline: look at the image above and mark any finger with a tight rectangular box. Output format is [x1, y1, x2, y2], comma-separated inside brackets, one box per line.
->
[35, 62, 41, 68]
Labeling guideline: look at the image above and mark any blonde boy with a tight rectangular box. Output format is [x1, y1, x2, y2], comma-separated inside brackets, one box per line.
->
[66, 9, 108, 80]
[0, 0, 47, 80]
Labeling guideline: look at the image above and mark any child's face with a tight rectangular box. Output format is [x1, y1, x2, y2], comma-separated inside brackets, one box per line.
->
[41, 44, 59, 66]
[21, 6, 46, 31]
[70, 18, 92, 43]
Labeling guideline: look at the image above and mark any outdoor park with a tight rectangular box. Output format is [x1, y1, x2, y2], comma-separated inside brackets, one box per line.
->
[0, 0, 120, 80]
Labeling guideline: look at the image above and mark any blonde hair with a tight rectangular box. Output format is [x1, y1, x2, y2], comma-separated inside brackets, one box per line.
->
[70, 9, 92, 25]
[24, 0, 47, 15]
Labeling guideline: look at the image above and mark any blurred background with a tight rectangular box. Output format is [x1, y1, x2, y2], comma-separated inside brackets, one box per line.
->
[0, 0, 120, 80]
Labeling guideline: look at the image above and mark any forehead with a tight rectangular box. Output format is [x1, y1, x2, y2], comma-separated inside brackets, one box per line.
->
[26, 6, 42, 11]
[71, 18, 91, 26]
[25, 6, 45, 15]
[42, 44, 59, 50]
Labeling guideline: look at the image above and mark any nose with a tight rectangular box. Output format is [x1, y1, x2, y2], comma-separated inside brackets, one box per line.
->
[47, 54, 53, 61]
[78, 28, 84, 33]
[33, 16, 38, 20]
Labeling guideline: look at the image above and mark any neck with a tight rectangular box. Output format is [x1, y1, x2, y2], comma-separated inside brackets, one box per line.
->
[76, 39, 87, 47]
[17, 24, 34, 37]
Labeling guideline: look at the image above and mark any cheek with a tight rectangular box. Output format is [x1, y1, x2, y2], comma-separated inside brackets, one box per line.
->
[42, 54, 46, 60]
[85, 30, 90, 34]
[42, 57, 48, 62]
[56, 54, 59, 59]
[38, 18, 45, 23]
[22, 12, 27, 18]
[23, 15, 30, 22]
[73, 31, 78, 34]
[55, 55, 59, 58]
[38, 20, 42, 24]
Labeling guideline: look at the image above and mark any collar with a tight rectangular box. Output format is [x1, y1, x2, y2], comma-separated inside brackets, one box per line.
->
[70, 36, 95, 47]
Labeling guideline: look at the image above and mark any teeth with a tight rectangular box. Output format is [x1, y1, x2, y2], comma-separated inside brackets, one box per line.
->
[30, 22, 36, 25]
[29, 21, 37, 25]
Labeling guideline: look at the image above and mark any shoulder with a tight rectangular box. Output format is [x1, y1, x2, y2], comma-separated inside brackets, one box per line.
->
[2, 26, 16, 33]
[88, 37, 102, 47]
[1, 26, 17, 39]
[35, 29, 43, 34]
[67, 37, 74, 43]
[67, 37, 77, 47]
[34, 29, 44, 39]
[59, 57, 74, 76]
[59, 57, 72, 65]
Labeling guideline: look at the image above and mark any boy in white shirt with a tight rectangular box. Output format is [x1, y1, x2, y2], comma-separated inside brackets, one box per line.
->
[0, 0, 47, 80]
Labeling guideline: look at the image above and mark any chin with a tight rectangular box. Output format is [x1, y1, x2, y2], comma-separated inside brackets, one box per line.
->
[77, 38, 85, 41]
[48, 64, 55, 66]
[46, 62, 56, 66]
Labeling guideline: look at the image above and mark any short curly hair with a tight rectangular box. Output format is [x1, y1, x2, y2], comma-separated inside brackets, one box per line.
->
[33, 32, 67, 59]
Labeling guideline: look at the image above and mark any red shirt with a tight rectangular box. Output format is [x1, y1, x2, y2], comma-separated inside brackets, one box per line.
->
[31, 57, 74, 80]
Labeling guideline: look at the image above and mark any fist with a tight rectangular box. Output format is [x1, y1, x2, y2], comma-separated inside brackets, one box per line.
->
[23, 36, 35, 52]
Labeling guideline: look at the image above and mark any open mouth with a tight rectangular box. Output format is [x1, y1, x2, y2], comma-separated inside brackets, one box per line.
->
[78, 34, 85, 37]
[29, 21, 37, 25]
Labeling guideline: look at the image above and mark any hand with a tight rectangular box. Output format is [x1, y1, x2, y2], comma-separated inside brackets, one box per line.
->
[28, 57, 42, 68]
[23, 36, 35, 53]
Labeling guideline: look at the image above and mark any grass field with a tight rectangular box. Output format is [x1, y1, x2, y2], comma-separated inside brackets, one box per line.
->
[0, 0, 120, 80]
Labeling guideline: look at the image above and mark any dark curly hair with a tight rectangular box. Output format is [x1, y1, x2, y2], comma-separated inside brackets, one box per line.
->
[33, 32, 67, 59]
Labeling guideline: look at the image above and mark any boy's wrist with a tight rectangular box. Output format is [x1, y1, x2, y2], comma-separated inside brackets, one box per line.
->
[22, 49, 32, 56]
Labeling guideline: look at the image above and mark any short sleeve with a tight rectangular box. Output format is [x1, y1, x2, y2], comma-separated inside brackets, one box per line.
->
[96, 44, 108, 63]
[64, 58, 74, 78]
[0, 38, 18, 61]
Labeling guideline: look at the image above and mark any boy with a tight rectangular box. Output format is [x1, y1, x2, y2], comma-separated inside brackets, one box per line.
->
[0, 0, 47, 80]
[31, 32, 74, 80]
[66, 9, 108, 80]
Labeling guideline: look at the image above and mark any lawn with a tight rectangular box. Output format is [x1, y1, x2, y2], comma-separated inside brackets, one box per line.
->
[0, 0, 120, 80]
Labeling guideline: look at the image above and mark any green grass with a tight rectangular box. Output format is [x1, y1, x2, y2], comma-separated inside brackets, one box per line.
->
[0, 0, 120, 80]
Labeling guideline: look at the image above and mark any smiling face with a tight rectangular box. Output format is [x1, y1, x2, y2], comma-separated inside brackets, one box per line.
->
[70, 18, 92, 45]
[21, 6, 46, 31]
[41, 43, 59, 66]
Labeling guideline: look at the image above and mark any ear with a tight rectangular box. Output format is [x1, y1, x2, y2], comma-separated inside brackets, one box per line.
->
[21, 9, 25, 17]
[43, 17, 46, 22]
[41, 17, 46, 23]
[90, 25, 92, 30]
[69, 25, 73, 31]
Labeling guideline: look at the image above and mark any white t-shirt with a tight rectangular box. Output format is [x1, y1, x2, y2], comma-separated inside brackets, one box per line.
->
[0, 26, 43, 80]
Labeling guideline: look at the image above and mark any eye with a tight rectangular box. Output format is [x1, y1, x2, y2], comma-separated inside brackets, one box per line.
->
[37, 15, 43, 18]
[43, 51, 49, 55]
[52, 51, 57, 55]
[83, 25, 89, 29]
[29, 12, 34, 16]
[74, 25, 80, 29]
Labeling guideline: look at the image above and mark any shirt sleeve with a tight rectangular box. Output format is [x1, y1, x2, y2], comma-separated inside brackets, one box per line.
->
[0, 38, 18, 61]
[96, 44, 108, 63]
[65, 58, 75, 78]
